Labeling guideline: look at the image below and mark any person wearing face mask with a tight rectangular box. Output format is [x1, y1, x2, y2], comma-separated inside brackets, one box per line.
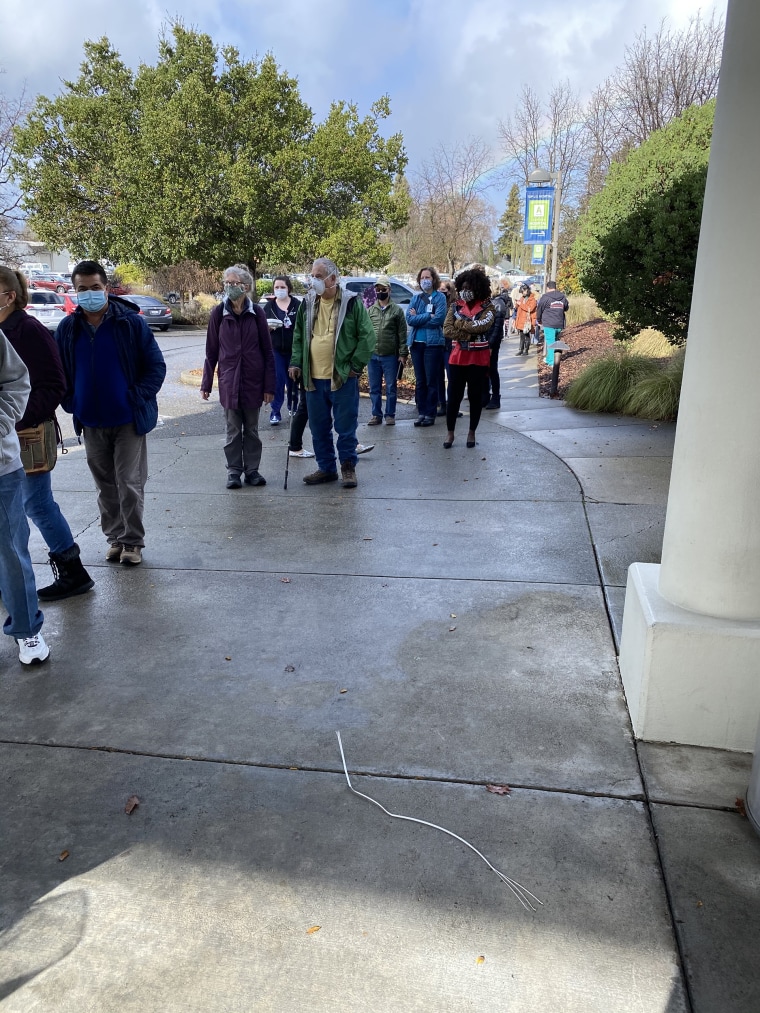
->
[366, 276, 407, 426]
[0, 266, 94, 600]
[289, 257, 376, 488]
[405, 267, 447, 427]
[264, 275, 300, 426]
[202, 264, 276, 489]
[442, 267, 494, 449]
[56, 260, 166, 566]
[515, 284, 537, 355]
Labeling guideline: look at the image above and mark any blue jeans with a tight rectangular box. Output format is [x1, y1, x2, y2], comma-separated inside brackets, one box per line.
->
[410, 342, 444, 419]
[22, 469, 75, 556]
[306, 377, 359, 473]
[368, 354, 399, 418]
[271, 349, 297, 416]
[0, 468, 44, 640]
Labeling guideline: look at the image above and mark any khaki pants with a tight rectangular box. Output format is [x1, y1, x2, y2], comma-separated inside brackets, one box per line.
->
[224, 407, 262, 476]
[83, 425, 148, 548]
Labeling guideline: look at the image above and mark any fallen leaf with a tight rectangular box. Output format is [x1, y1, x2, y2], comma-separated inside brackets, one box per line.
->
[481, 457, 486, 461]
[696, 900, 703, 908]
[476, 955, 485, 966]
[449, 626, 457, 632]
[58, 849, 69, 862]
[486, 784, 511, 795]
[450, 613, 457, 618]
[432, 543, 438, 546]
[289, 766, 299, 770]
[125, 795, 140, 815]
[339, 688, 348, 694]
[281, 577, 291, 583]
[363, 537, 373, 541]
[225, 656, 232, 661]
[735, 797, 747, 818]
[284, 665, 296, 673]
[306, 925, 321, 934]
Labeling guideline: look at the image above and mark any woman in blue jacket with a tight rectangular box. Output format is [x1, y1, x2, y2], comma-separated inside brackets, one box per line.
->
[406, 267, 447, 426]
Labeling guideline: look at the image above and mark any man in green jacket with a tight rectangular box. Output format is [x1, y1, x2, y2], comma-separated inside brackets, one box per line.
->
[289, 258, 376, 488]
[366, 275, 408, 426]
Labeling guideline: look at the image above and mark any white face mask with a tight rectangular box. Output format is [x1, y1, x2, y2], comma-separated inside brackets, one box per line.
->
[274, 287, 288, 300]
[310, 276, 326, 296]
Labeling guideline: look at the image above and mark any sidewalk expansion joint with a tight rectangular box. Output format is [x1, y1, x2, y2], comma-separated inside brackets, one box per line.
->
[0, 737, 741, 816]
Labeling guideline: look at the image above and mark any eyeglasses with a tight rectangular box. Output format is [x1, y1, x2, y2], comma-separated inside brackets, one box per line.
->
[375, 289, 389, 296]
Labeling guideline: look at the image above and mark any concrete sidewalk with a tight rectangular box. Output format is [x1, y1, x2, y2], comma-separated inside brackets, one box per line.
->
[1, 329, 757, 1012]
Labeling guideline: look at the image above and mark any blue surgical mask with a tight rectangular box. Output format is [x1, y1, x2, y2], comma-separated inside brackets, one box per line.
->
[77, 290, 107, 312]
[420, 278, 433, 292]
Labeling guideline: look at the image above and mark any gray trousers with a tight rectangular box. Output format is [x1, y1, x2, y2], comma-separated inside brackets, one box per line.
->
[83, 425, 148, 548]
[224, 407, 262, 476]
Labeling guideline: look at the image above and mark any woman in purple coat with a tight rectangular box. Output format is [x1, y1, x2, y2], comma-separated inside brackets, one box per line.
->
[201, 265, 276, 489]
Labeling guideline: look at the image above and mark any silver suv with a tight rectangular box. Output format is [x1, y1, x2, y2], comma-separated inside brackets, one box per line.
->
[341, 277, 415, 306]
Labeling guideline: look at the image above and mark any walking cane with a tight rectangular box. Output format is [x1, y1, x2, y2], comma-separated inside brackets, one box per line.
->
[284, 397, 293, 490]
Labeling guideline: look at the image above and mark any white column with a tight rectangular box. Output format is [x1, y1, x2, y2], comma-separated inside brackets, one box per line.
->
[618, 0, 760, 750]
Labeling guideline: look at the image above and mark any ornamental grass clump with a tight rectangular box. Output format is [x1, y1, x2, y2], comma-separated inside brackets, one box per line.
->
[621, 348, 686, 420]
[565, 348, 659, 414]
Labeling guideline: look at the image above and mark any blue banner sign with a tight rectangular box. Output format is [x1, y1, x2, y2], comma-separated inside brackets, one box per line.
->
[531, 244, 546, 265]
[524, 186, 554, 244]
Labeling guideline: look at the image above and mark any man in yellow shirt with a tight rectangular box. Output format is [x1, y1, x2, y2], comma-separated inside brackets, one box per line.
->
[289, 258, 376, 488]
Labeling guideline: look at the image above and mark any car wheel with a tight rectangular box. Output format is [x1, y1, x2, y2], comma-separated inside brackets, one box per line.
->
[168, 294, 178, 304]
[160, 325, 170, 331]
[56, 285, 65, 292]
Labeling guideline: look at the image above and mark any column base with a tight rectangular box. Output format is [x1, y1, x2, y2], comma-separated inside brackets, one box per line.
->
[618, 563, 760, 750]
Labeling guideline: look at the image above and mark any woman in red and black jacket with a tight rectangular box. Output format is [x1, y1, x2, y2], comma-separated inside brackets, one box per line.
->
[442, 267, 495, 449]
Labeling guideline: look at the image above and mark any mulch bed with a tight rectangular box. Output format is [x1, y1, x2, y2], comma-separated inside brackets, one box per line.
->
[537, 318, 614, 399]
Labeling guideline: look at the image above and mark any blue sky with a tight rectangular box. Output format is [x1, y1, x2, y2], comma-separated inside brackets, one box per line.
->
[3, 0, 726, 211]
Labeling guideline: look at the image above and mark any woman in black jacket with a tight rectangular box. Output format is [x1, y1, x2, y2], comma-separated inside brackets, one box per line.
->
[264, 276, 300, 426]
[0, 266, 94, 600]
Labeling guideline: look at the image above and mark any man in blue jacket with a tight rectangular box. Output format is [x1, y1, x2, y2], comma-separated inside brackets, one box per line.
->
[56, 260, 166, 566]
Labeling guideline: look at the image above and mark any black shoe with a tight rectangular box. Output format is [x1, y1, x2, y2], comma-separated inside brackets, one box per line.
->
[244, 471, 266, 486]
[226, 474, 242, 489]
[303, 469, 339, 485]
[38, 544, 95, 601]
[485, 400, 500, 410]
[413, 417, 425, 427]
[436, 406, 447, 417]
[457, 412, 464, 418]
[420, 417, 435, 427]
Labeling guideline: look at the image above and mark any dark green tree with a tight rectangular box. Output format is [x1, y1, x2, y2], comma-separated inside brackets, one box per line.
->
[495, 183, 522, 259]
[573, 101, 714, 343]
[12, 22, 408, 271]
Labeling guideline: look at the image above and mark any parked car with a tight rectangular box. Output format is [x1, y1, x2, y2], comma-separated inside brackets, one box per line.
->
[341, 276, 416, 306]
[25, 299, 68, 334]
[28, 273, 73, 293]
[28, 290, 77, 314]
[126, 294, 173, 331]
[165, 291, 180, 304]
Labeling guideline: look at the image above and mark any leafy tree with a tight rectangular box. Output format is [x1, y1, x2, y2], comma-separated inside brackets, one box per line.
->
[572, 101, 713, 343]
[12, 22, 407, 272]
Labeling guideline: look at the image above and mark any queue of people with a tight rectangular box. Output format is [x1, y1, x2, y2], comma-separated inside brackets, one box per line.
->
[0, 255, 566, 667]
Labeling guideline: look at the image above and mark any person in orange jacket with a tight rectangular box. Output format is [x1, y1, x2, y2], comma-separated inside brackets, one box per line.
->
[514, 284, 537, 355]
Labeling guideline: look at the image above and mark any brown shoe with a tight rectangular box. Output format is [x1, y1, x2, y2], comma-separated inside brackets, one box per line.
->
[105, 543, 122, 562]
[120, 546, 142, 566]
[341, 463, 357, 488]
[385, 417, 395, 425]
[303, 469, 339, 485]
[367, 416, 382, 426]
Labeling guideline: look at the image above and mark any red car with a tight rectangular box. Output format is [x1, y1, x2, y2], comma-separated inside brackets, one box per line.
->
[28, 273, 73, 293]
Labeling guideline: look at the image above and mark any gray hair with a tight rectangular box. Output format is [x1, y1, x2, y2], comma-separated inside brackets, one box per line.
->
[223, 263, 254, 288]
[312, 257, 339, 280]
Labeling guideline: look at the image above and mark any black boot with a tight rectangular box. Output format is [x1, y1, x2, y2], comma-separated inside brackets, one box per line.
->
[38, 543, 95, 601]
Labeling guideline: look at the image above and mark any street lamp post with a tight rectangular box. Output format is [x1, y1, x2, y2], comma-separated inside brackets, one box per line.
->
[527, 168, 562, 282]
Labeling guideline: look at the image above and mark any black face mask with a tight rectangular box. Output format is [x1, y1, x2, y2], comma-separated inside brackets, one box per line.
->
[376, 290, 389, 300]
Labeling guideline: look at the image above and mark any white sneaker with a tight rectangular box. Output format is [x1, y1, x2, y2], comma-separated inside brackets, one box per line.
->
[356, 443, 375, 455]
[288, 449, 315, 458]
[17, 632, 50, 665]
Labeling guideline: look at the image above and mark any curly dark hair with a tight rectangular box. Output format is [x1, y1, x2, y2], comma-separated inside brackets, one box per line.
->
[454, 267, 491, 304]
